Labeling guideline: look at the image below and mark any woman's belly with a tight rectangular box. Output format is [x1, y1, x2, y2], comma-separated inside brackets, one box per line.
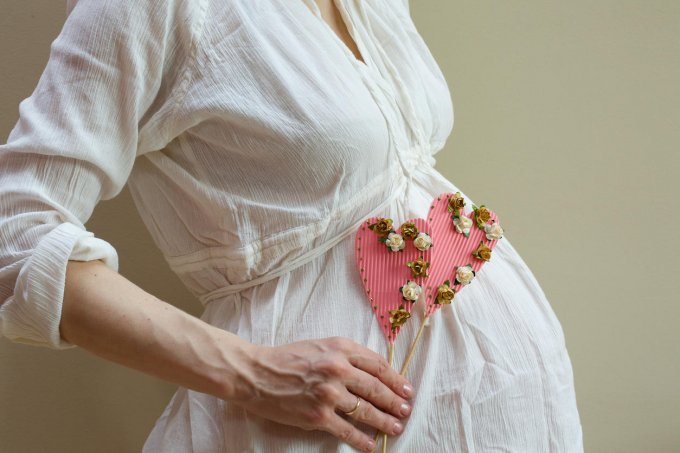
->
[147, 174, 581, 452]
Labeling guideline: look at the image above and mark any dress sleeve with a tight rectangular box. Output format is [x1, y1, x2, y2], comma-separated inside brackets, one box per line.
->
[0, 0, 195, 349]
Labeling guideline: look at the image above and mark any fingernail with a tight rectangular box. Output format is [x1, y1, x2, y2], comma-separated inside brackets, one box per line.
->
[400, 403, 411, 416]
[403, 384, 413, 397]
[366, 440, 376, 451]
[393, 421, 403, 434]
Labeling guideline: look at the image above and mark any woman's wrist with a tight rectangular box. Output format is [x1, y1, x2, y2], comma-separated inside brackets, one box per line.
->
[207, 327, 259, 402]
[61, 259, 256, 402]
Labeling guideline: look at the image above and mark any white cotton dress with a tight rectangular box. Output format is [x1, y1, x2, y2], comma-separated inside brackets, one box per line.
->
[0, 0, 583, 451]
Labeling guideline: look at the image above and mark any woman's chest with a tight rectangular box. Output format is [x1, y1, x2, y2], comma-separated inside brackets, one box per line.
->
[170, 0, 452, 194]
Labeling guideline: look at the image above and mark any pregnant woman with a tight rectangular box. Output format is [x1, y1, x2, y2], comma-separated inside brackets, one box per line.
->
[0, 0, 584, 451]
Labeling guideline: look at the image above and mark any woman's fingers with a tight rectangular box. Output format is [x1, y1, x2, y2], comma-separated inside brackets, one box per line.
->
[343, 364, 413, 420]
[320, 337, 413, 421]
[323, 410, 377, 453]
[231, 337, 416, 451]
[338, 390, 405, 437]
[348, 350, 414, 400]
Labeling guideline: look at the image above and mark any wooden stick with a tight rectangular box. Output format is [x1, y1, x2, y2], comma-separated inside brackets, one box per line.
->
[382, 343, 395, 453]
[372, 342, 395, 450]
[373, 424, 381, 445]
[400, 313, 429, 375]
[373, 310, 431, 450]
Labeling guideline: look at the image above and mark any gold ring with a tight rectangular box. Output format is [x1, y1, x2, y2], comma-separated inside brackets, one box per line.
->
[344, 396, 361, 416]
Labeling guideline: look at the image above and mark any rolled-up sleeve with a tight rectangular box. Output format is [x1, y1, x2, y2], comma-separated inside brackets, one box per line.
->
[0, 0, 193, 349]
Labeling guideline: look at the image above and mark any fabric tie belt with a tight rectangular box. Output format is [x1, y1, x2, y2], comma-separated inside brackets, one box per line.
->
[196, 148, 442, 306]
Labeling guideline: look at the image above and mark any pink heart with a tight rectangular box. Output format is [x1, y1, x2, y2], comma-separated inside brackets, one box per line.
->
[354, 192, 503, 344]
[354, 217, 432, 344]
[423, 192, 502, 317]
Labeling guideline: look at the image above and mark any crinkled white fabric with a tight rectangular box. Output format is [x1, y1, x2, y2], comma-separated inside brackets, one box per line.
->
[0, 0, 583, 451]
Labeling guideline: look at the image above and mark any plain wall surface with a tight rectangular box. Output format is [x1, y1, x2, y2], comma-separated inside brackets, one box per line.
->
[1, 1, 678, 451]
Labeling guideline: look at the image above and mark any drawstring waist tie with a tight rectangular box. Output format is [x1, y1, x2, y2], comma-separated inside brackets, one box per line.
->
[193, 149, 448, 307]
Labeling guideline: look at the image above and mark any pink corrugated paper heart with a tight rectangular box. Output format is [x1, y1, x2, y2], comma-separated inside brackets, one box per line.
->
[423, 192, 501, 316]
[354, 192, 503, 343]
[354, 218, 431, 344]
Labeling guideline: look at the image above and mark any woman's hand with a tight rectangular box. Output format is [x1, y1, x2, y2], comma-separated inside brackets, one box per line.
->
[231, 336, 415, 452]
[61, 260, 411, 451]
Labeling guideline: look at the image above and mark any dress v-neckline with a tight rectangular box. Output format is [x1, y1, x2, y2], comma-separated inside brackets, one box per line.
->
[302, 0, 371, 72]
[300, 0, 430, 161]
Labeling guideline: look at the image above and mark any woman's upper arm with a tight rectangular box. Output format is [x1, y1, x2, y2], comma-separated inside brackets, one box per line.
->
[0, 0, 202, 349]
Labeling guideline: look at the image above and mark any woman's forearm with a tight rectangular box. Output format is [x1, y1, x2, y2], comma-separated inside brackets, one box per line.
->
[60, 259, 253, 401]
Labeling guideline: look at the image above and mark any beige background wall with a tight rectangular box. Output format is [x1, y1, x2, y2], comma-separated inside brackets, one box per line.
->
[1, 1, 678, 451]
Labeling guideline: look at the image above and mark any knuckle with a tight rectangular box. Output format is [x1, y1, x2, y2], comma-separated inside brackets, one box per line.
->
[368, 379, 383, 401]
[328, 336, 352, 352]
[315, 358, 345, 377]
[376, 358, 390, 377]
[338, 426, 354, 442]
[306, 406, 331, 428]
[347, 353, 360, 367]
[312, 382, 339, 403]
[326, 336, 342, 348]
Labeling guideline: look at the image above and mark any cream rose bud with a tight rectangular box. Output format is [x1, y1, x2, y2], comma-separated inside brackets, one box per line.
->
[484, 222, 504, 240]
[413, 232, 433, 251]
[385, 232, 405, 252]
[453, 215, 473, 234]
[455, 265, 475, 285]
[402, 281, 422, 301]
